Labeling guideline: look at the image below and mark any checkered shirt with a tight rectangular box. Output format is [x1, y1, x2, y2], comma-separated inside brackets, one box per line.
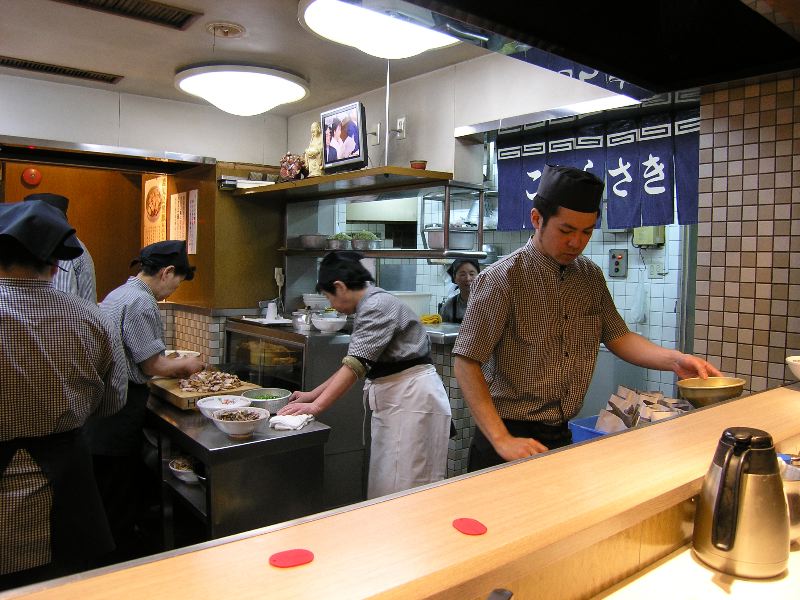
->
[0, 278, 127, 574]
[453, 237, 629, 426]
[99, 277, 166, 385]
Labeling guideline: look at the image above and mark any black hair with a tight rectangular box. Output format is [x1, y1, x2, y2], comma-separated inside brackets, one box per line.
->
[316, 251, 374, 294]
[532, 192, 562, 226]
[134, 259, 196, 280]
[447, 259, 480, 283]
[330, 117, 342, 133]
[0, 237, 53, 272]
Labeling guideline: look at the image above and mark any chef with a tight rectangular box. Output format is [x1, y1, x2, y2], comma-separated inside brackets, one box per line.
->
[454, 164, 721, 471]
[23, 193, 97, 303]
[279, 251, 451, 498]
[0, 201, 127, 589]
[439, 258, 480, 324]
[86, 240, 204, 562]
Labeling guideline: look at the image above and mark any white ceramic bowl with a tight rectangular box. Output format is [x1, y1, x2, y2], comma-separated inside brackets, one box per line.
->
[168, 458, 199, 485]
[311, 316, 347, 332]
[787, 356, 800, 380]
[196, 395, 251, 418]
[210, 407, 271, 438]
[241, 387, 291, 412]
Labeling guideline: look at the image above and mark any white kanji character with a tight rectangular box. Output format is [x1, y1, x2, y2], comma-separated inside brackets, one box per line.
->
[642, 153, 666, 195]
[608, 157, 632, 198]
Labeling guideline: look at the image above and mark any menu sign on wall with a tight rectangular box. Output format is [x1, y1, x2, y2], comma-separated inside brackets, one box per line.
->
[143, 176, 167, 245]
[169, 191, 187, 241]
[187, 189, 198, 255]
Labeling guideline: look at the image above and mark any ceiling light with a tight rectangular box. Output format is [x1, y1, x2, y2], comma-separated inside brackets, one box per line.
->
[299, 0, 458, 60]
[174, 65, 309, 116]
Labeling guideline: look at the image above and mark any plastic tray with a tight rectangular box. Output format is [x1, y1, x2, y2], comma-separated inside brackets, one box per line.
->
[568, 415, 606, 442]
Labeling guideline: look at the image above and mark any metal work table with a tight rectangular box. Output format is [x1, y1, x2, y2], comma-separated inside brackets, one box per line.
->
[145, 398, 330, 545]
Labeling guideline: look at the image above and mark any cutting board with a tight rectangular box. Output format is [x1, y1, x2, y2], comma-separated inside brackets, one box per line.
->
[148, 377, 262, 410]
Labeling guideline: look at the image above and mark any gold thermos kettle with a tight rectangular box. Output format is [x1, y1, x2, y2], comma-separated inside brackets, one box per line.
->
[692, 427, 790, 578]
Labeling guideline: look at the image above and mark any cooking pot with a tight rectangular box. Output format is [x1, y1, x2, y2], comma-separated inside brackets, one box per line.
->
[692, 427, 790, 578]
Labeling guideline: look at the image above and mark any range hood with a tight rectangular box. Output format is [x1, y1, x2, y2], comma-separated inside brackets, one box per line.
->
[409, 0, 800, 93]
[0, 134, 215, 174]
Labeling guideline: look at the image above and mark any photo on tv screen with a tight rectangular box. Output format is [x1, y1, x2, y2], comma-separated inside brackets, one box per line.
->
[321, 101, 368, 173]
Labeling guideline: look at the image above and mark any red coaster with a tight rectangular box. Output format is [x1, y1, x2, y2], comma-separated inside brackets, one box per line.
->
[452, 517, 487, 536]
[269, 548, 314, 568]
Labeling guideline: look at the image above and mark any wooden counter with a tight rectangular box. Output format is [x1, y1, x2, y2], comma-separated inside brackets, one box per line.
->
[5, 384, 800, 600]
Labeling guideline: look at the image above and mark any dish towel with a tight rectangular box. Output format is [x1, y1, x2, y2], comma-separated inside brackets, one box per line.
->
[270, 414, 314, 431]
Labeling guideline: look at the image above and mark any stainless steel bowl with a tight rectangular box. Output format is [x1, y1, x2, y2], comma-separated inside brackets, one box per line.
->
[677, 376, 746, 408]
[326, 239, 351, 250]
[299, 234, 327, 249]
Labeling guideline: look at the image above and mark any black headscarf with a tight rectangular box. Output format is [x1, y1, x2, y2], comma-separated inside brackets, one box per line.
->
[131, 240, 195, 280]
[316, 251, 373, 293]
[0, 201, 82, 262]
[535, 164, 604, 213]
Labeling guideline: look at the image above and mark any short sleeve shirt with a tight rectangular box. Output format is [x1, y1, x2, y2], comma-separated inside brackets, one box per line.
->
[99, 277, 165, 384]
[347, 286, 430, 365]
[453, 237, 629, 425]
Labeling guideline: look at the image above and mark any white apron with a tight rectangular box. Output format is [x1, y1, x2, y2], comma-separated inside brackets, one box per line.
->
[363, 364, 451, 499]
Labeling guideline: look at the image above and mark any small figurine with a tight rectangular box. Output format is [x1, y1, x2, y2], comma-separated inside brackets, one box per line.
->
[304, 121, 324, 177]
[278, 152, 306, 182]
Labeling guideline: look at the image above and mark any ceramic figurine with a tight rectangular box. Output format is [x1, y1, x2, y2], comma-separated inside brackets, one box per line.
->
[304, 121, 324, 177]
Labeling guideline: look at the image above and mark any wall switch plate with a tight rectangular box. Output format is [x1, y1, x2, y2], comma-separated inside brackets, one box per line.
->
[368, 122, 381, 146]
[648, 260, 666, 279]
[396, 116, 407, 139]
[609, 249, 628, 278]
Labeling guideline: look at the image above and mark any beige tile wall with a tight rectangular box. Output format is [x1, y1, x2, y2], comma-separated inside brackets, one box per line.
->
[158, 306, 227, 365]
[695, 75, 800, 392]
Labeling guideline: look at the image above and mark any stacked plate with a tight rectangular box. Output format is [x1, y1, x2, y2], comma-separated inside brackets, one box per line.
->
[302, 293, 330, 310]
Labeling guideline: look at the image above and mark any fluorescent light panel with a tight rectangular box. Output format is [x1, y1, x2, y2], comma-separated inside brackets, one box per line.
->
[300, 0, 458, 59]
[175, 65, 308, 116]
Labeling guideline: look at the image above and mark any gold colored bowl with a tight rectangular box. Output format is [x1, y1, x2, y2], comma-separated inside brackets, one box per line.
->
[677, 376, 746, 408]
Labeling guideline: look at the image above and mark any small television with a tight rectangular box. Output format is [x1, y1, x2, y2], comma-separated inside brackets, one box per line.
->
[321, 101, 368, 173]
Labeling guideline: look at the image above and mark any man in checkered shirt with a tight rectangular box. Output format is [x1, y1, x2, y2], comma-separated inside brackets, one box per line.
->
[0, 201, 127, 589]
[454, 165, 721, 472]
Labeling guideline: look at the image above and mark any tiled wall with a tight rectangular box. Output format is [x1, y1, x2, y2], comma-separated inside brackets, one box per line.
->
[158, 306, 227, 365]
[431, 343, 472, 477]
[694, 75, 800, 392]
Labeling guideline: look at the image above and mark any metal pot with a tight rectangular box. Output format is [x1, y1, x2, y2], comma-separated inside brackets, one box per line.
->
[326, 239, 351, 250]
[291, 310, 312, 332]
[479, 244, 499, 264]
[425, 228, 476, 250]
[299, 234, 327, 249]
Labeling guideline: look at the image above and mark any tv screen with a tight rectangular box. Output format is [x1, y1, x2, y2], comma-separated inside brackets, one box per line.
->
[321, 102, 368, 173]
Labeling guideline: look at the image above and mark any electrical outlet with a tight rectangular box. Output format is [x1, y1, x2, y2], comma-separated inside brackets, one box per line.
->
[396, 116, 407, 139]
[368, 122, 381, 146]
[648, 261, 665, 279]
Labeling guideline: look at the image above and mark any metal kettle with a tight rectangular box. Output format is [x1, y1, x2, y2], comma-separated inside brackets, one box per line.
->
[692, 427, 790, 578]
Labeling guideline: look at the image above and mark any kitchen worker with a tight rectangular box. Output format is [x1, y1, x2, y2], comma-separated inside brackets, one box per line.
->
[0, 201, 127, 589]
[439, 258, 480, 324]
[279, 251, 451, 498]
[86, 240, 204, 562]
[454, 164, 722, 472]
[23, 192, 97, 303]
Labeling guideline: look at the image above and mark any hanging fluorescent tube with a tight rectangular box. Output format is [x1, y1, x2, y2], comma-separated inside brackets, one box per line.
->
[299, 0, 458, 60]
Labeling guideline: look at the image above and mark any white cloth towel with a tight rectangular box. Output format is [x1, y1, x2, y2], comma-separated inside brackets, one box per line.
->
[269, 414, 314, 431]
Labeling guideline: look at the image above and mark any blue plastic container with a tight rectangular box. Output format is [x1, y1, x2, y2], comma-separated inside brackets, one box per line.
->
[568, 415, 606, 442]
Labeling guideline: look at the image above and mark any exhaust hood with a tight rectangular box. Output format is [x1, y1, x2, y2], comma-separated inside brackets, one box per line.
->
[0, 134, 215, 174]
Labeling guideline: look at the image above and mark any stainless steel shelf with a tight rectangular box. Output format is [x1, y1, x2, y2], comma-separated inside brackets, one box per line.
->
[280, 248, 487, 259]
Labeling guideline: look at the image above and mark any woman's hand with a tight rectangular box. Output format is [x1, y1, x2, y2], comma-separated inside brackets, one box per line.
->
[278, 393, 323, 417]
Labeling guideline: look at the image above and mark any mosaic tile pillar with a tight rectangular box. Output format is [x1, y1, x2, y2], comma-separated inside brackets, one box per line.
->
[432, 341, 475, 478]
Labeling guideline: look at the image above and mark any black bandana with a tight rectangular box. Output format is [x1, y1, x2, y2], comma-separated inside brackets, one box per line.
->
[0, 201, 82, 261]
[535, 164, 604, 213]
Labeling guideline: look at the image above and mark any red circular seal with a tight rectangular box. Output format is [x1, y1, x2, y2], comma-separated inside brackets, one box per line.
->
[452, 517, 488, 536]
[269, 548, 314, 568]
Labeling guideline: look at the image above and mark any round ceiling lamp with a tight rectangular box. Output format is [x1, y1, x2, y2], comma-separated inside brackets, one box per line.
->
[174, 65, 309, 116]
[298, 0, 459, 60]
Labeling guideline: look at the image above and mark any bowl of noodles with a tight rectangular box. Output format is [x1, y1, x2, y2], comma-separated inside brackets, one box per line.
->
[210, 407, 270, 438]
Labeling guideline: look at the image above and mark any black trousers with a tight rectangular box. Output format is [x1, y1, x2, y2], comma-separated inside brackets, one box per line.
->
[467, 419, 572, 473]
